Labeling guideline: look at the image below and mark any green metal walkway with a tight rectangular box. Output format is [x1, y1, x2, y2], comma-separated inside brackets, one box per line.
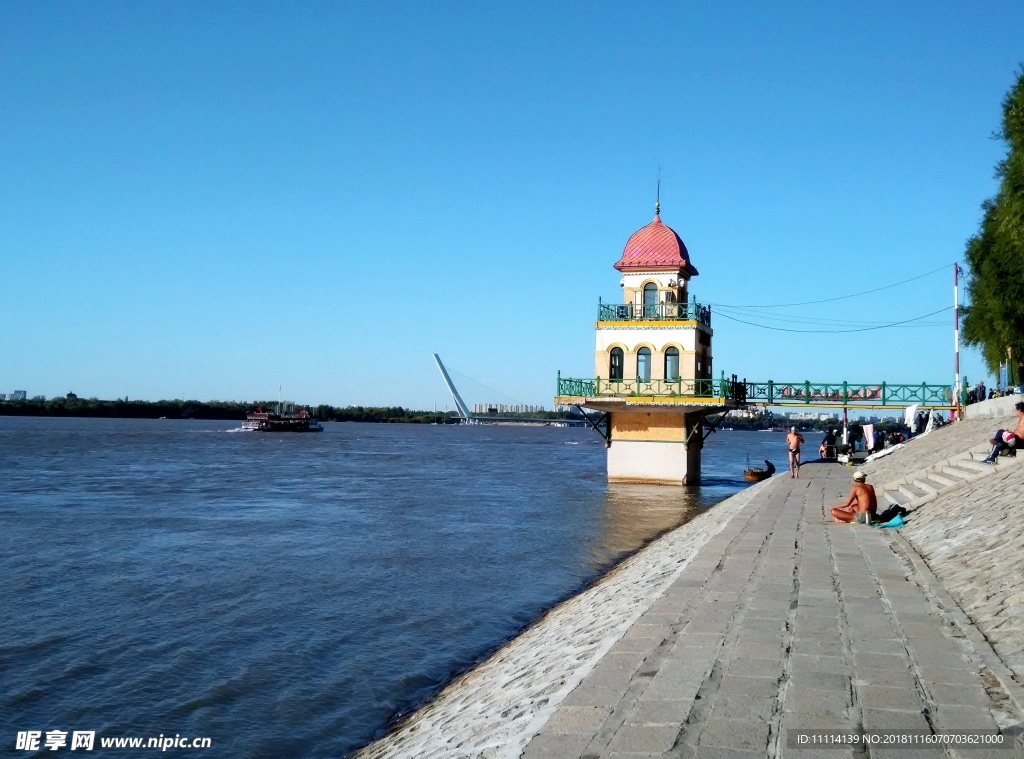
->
[556, 375, 957, 410]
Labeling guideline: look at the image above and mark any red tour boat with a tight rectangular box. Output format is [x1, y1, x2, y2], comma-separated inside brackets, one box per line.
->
[243, 405, 324, 432]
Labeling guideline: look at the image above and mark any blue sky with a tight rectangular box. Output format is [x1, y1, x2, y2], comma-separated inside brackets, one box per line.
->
[1, 2, 1020, 409]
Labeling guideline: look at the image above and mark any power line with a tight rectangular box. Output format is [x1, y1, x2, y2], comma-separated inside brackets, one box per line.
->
[714, 306, 952, 333]
[707, 263, 951, 309]
[447, 367, 523, 405]
[713, 304, 947, 328]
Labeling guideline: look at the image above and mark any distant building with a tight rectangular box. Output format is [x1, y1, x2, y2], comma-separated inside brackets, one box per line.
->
[726, 408, 757, 418]
[785, 411, 823, 421]
[66, 392, 78, 400]
[472, 403, 545, 414]
[7, 390, 27, 401]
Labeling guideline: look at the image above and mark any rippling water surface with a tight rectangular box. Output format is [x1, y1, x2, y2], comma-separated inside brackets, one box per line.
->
[1, 418, 788, 757]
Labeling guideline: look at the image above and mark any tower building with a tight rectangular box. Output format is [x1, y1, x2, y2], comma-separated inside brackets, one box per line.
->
[556, 201, 744, 485]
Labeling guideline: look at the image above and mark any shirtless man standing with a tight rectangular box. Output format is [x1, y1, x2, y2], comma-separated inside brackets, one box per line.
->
[830, 471, 878, 524]
[786, 427, 805, 478]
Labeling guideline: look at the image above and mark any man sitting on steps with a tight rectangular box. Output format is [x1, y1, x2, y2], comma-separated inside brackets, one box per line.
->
[830, 471, 878, 524]
[981, 401, 1024, 464]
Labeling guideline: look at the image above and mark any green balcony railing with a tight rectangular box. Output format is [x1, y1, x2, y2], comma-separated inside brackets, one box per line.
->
[557, 375, 745, 402]
[597, 298, 711, 326]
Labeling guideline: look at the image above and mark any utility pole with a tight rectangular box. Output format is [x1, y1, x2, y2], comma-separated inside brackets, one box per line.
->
[954, 263, 962, 420]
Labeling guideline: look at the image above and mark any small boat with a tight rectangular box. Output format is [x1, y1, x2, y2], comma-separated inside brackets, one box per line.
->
[744, 459, 776, 482]
[243, 404, 324, 432]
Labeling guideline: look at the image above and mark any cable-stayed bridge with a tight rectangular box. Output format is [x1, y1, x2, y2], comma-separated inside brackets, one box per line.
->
[433, 354, 581, 425]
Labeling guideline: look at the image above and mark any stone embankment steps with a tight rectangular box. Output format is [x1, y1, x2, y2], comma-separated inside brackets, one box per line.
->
[876, 444, 1021, 511]
[861, 417, 1003, 486]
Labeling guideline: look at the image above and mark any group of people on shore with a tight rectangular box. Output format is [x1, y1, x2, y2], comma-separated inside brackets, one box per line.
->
[966, 379, 1024, 405]
[804, 412, 947, 464]
[787, 424, 908, 476]
[822, 401, 1024, 524]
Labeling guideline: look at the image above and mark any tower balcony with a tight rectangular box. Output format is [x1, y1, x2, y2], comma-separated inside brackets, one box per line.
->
[597, 298, 711, 326]
[556, 374, 747, 410]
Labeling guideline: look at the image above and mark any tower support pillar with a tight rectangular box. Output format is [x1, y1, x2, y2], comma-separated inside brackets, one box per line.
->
[606, 410, 704, 486]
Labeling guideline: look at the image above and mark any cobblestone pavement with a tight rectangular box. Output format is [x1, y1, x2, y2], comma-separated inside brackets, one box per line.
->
[523, 464, 1023, 759]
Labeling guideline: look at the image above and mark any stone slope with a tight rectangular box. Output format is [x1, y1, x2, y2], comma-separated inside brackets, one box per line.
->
[861, 405, 1024, 684]
[861, 417, 996, 487]
[901, 464, 1024, 679]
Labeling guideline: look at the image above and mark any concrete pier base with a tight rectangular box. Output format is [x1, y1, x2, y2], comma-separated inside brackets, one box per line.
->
[607, 411, 703, 485]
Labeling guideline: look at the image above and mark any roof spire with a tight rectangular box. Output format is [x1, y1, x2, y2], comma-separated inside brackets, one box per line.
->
[654, 167, 661, 219]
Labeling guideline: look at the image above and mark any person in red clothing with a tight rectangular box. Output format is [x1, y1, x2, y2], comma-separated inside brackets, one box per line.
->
[982, 402, 1024, 464]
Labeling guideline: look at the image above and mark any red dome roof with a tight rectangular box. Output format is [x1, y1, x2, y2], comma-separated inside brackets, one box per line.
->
[613, 213, 698, 276]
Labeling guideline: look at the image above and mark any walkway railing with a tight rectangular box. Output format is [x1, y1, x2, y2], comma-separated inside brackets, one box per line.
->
[597, 298, 711, 326]
[557, 376, 953, 407]
[743, 381, 953, 406]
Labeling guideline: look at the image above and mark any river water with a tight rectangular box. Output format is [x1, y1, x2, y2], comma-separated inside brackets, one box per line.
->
[1, 418, 789, 757]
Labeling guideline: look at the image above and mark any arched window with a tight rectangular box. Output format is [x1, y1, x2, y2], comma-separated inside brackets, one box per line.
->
[665, 347, 680, 381]
[637, 347, 651, 382]
[609, 348, 624, 381]
[643, 283, 658, 318]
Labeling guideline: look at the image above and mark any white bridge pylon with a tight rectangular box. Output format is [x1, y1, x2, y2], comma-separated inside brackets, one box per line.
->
[432, 354, 474, 421]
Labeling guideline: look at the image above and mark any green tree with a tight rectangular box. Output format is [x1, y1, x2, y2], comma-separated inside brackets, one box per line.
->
[963, 67, 1024, 383]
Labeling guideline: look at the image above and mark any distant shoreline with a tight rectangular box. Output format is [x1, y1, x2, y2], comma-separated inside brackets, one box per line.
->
[0, 398, 445, 423]
[0, 398, 571, 425]
[1, 399, 890, 433]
